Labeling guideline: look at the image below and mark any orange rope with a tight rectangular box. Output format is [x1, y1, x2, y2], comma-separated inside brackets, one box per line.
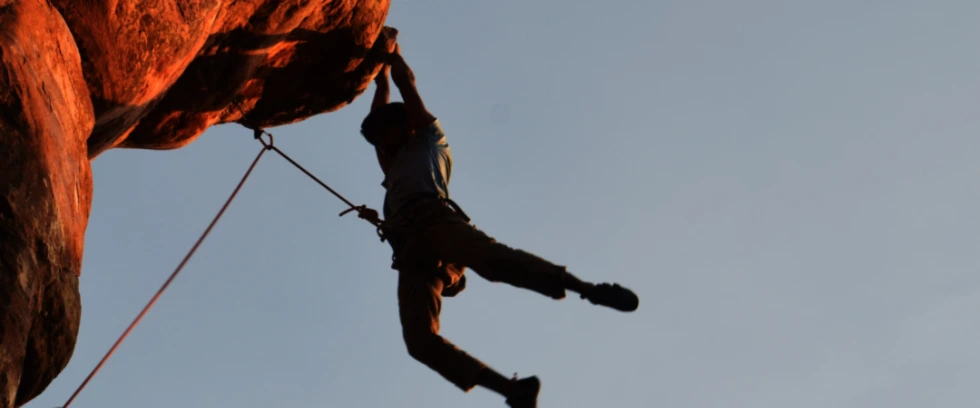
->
[62, 118, 384, 407]
[61, 144, 270, 408]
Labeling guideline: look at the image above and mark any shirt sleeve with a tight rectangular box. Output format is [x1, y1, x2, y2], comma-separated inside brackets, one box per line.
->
[421, 119, 447, 145]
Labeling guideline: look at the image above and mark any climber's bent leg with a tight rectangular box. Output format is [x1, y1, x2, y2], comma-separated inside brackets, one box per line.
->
[397, 268, 487, 391]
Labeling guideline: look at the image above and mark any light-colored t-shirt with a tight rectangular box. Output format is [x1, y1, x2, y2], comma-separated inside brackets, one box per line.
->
[381, 119, 453, 220]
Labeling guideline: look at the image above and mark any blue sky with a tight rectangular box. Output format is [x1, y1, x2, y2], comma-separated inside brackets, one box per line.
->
[29, 1, 980, 407]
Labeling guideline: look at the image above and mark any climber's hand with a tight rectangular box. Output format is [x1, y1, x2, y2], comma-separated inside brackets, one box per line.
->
[357, 207, 382, 224]
[388, 44, 414, 85]
[386, 43, 435, 128]
[373, 29, 396, 86]
[381, 29, 399, 55]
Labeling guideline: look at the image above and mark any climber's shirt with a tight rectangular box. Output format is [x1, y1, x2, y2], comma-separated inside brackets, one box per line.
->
[381, 119, 453, 222]
[378, 119, 467, 297]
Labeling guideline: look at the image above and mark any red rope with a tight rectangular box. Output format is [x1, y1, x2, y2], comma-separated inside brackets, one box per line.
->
[61, 145, 270, 408]
[62, 117, 383, 406]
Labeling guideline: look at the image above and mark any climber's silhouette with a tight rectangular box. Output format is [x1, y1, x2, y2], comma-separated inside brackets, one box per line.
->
[357, 42, 639, 408]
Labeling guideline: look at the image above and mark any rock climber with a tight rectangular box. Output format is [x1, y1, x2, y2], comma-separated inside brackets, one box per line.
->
[355, 41, 640, 408]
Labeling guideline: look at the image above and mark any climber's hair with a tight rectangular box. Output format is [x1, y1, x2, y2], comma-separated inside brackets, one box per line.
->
[361, 102, 410, 145]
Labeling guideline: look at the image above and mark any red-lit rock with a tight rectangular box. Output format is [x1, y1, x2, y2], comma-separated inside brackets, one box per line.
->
[0, 0, 392, 405]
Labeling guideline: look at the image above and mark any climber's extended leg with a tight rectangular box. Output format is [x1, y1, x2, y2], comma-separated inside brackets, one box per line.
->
[408, 203, 639, 312]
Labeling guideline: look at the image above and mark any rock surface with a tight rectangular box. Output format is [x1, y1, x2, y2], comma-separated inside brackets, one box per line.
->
[0, 0, 392, 405]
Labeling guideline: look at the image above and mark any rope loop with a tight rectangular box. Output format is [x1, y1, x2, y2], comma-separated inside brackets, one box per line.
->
[338, 205, 365, 217]
[254, 129, 274, 150]
[339, 205, 387, 242]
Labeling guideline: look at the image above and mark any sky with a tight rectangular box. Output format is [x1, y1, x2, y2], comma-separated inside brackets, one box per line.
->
[26, 1, 980, 407]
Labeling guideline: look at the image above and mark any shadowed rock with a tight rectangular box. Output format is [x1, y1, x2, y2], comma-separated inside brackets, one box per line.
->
[0, 0, 392, 405]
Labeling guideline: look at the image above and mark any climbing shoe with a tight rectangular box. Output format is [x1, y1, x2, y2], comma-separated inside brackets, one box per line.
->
[582, 283, 639, 312]
[505, 376, 541, 408]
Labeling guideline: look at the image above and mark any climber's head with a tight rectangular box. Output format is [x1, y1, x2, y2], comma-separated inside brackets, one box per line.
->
[361, 102, 412, 153]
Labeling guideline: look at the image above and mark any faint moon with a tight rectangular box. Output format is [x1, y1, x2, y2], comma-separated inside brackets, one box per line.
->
[489, 103, 511, 125]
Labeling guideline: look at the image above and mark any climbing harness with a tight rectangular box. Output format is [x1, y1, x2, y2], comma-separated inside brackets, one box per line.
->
[381, 194, 473, 271]
[60, 116, 385, 407]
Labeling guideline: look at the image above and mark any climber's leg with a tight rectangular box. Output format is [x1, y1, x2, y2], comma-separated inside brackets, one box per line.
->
[409, 204, 638, 312]
[397, 268, 488, 392]
[415, 217, 570, 300]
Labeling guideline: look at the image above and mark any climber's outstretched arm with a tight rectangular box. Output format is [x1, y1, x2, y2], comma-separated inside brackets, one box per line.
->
[388, 44, 437, 129]
[371, 64, 390, 112]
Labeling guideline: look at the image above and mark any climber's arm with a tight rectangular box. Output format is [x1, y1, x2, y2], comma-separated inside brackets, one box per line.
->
[388, 44, 436, 129]
[371, 66, 395, 173]
[371, 65, 390, 112]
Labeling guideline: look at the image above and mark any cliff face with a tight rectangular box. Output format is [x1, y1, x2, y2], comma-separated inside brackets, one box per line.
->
[0, 0, 392, 405]
[53, 0, 394, 156]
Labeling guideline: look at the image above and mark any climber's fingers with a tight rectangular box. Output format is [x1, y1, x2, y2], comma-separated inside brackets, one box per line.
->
[382, 34, 398, 55]
[379, 27, 398, 54]
[357, 207, 381, 224]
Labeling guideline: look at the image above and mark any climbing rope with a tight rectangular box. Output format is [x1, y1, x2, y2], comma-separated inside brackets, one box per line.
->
[61, 143, 270, 408]
[235, 98, 385, 238]
[61, 111, 385, 407]
[252, 128, 387, 241]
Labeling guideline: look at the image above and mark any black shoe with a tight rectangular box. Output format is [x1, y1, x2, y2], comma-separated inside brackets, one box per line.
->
[581, 283, 639, 312]
[506, 376, 541, 408]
